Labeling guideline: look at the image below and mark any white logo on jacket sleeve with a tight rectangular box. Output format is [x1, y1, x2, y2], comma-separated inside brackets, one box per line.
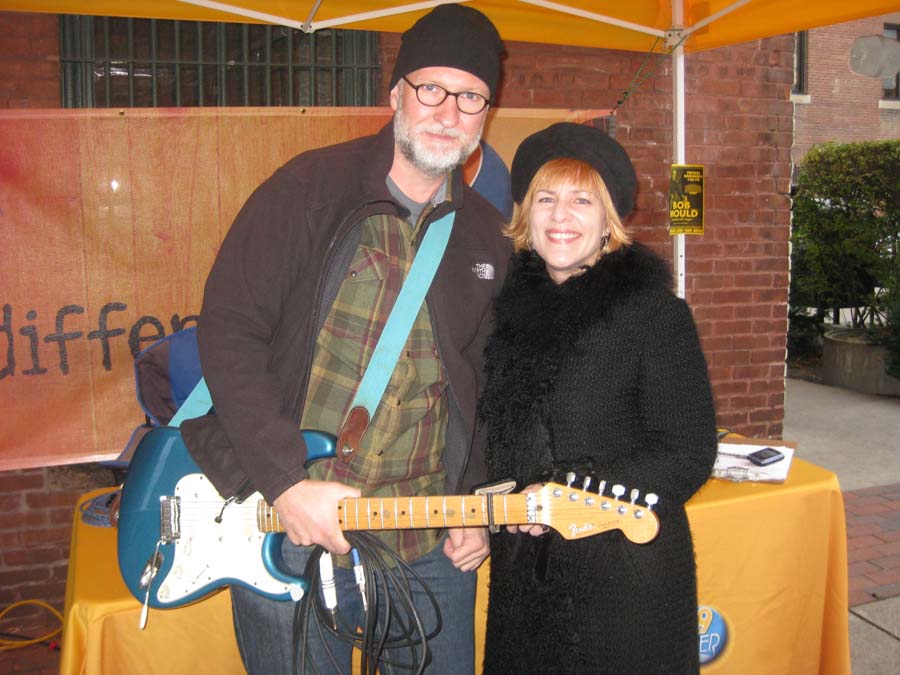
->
[472, 263, 495, 280]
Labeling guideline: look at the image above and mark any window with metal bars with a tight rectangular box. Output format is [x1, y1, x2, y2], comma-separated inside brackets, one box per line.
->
[883, 25, 899, 100]
[59, 15, 380, 108]
[792, 31, 807, 96]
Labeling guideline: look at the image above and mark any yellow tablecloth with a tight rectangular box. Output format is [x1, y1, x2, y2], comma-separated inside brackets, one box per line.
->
[60, 458, 849, 674]
[688, 459, 849, 673]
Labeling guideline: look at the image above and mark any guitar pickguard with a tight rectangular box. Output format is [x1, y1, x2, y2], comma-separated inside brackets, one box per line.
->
[153, 474, 296, 604]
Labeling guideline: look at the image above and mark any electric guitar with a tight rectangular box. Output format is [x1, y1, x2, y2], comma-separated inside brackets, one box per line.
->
[117, 426, 660, 615]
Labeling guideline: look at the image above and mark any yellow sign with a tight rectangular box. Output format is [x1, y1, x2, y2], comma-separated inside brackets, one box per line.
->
[668, 164, 704, 235]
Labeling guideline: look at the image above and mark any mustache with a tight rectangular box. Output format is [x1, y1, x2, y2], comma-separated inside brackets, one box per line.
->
[414, 124, 463, 139]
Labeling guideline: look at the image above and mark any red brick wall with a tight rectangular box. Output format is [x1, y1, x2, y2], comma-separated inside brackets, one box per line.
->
[0, 466, 115, 639]
[0, 12, 59, 108]
[0, 12, 792, 636]
[793, 12, 900, 165]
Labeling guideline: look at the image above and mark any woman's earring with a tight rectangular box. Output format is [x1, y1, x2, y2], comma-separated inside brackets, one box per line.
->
[599, 233, 610, 250]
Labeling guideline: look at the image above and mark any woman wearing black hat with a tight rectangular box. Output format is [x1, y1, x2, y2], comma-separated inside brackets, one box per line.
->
[479, 123, 717, 673]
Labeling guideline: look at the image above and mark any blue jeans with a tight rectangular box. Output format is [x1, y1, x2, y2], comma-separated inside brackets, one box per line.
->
[231, 533, 476, 675]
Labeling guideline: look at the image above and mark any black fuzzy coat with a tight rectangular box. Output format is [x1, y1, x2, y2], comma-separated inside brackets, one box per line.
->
[479, 244, 717, 674]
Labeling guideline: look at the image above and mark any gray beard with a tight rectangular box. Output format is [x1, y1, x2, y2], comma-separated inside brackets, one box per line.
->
[394, 98, 483, 177]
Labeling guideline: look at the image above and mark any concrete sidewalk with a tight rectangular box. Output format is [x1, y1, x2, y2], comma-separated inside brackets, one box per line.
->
[783, 377, 900, 674]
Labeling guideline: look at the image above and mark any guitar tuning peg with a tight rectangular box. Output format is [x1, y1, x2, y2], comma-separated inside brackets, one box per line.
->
[629, 488, 639, 505]
[566, 471, 576, 487]
[581, 476, 592, 491]
[645, 493, 659, 511]
[611, 484, 625, 500]
[597, 480, 607, 496]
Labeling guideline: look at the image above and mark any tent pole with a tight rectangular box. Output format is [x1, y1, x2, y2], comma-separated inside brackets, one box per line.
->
[671, 2, 686, 299]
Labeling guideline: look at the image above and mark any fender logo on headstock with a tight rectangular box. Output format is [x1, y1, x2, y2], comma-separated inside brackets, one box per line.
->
[567, 522, 596, 537]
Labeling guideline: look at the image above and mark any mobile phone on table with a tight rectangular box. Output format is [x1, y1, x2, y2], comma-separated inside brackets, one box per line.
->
[747, 447, 784, 466]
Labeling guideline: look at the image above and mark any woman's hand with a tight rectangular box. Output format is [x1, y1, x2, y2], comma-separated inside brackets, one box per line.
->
[506, 483, 550, 536]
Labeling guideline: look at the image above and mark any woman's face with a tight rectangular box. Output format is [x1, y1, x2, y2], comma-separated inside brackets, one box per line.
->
[529, 181, 609, 284]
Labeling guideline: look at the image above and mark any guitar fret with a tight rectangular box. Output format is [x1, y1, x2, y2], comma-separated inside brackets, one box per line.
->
[460, 495, 465, 523]
[442, 496, 447, 525]
[425, 497, 430, 527]
[408, 496, 413, 528]
[380, 498, 385, 529]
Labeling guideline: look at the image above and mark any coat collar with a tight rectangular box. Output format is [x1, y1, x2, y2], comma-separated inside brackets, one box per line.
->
[496, 242, 673, 329]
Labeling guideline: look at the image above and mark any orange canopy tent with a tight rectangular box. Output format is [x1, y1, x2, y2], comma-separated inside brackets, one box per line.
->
[3, 0, 897, 52]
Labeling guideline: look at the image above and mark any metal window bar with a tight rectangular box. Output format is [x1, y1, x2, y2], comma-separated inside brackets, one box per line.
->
[884, 25, 900, 100]
[792, 31, 807, 95]
[60, 15, 379, 108]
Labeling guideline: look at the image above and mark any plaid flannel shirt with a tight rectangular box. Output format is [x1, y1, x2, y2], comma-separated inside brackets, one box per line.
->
[301, 209, 449, 563]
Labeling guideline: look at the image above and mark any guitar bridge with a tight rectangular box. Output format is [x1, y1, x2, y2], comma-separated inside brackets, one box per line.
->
[159, 495, 180, 543]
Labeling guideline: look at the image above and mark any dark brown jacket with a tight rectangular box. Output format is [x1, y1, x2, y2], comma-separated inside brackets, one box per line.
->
[182, 124, 510, 503]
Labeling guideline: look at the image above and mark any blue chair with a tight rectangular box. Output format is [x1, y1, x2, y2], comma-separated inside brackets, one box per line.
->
[103, 326, 203, 473]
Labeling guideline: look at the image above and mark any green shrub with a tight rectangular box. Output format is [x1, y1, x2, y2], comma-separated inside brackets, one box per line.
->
[791, 140, 900, 375]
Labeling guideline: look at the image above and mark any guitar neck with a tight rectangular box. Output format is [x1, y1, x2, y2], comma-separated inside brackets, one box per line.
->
[256, 494, 527, 533]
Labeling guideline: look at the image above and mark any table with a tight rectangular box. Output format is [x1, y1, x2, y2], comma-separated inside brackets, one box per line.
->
[60, 459, 849, 674]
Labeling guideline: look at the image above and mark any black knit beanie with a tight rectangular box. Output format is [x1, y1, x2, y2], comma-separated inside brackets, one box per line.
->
[389, 4, 504, 97]
[511, 122, 637, 219]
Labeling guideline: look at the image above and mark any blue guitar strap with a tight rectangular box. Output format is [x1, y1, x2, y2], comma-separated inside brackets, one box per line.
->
[168, 211, 456, 462]
[336, 210, 455, 462]
[169, 376, 212, 429]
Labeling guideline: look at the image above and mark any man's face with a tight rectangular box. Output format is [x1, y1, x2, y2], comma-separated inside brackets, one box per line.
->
[391, 66, 490, 178]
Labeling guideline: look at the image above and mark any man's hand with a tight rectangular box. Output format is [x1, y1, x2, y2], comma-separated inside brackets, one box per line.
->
[272, 479, 361, 554]
[443, 527, 489, 572]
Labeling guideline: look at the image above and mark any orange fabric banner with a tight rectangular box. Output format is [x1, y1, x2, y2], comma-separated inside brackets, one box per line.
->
[0, 106, 605, 469]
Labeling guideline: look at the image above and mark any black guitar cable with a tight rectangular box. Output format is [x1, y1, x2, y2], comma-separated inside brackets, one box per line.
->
[291, 531, 442, 675]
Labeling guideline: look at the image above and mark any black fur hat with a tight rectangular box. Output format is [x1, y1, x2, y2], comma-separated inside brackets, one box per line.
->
[388, 4, 504, 97]
[511, 122, 637, 218]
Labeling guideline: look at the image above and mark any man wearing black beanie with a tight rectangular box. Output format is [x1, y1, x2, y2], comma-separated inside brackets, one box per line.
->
[181, 4, 508, 674]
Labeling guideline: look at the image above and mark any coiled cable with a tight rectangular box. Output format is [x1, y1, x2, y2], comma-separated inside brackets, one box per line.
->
[291, 531, 441, 675]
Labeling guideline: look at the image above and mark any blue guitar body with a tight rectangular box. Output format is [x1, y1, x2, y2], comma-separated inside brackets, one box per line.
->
[116, 425, 336, 609]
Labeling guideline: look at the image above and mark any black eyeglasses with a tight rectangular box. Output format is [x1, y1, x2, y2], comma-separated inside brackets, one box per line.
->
[402, 76, 490, 115]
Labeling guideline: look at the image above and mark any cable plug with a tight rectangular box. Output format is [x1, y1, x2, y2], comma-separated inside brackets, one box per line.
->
[351, 548, 367, 612]
[319, 552, 338, 629]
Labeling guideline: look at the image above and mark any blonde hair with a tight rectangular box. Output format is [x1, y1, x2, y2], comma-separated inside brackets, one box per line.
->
[504, 158, 632, 254]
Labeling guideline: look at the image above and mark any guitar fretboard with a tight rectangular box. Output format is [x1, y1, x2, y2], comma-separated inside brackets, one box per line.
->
[256, 494, 529, 533]
[252, 484, 660, 544]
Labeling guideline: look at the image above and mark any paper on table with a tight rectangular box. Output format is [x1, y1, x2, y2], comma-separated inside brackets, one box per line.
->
[713, 443, 795, 483]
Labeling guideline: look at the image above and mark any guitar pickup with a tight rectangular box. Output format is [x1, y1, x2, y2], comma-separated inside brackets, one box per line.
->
[159, 495, 181, 543]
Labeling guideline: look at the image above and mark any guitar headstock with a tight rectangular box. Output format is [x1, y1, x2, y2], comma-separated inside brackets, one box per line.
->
[531, 478, 660, 544]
